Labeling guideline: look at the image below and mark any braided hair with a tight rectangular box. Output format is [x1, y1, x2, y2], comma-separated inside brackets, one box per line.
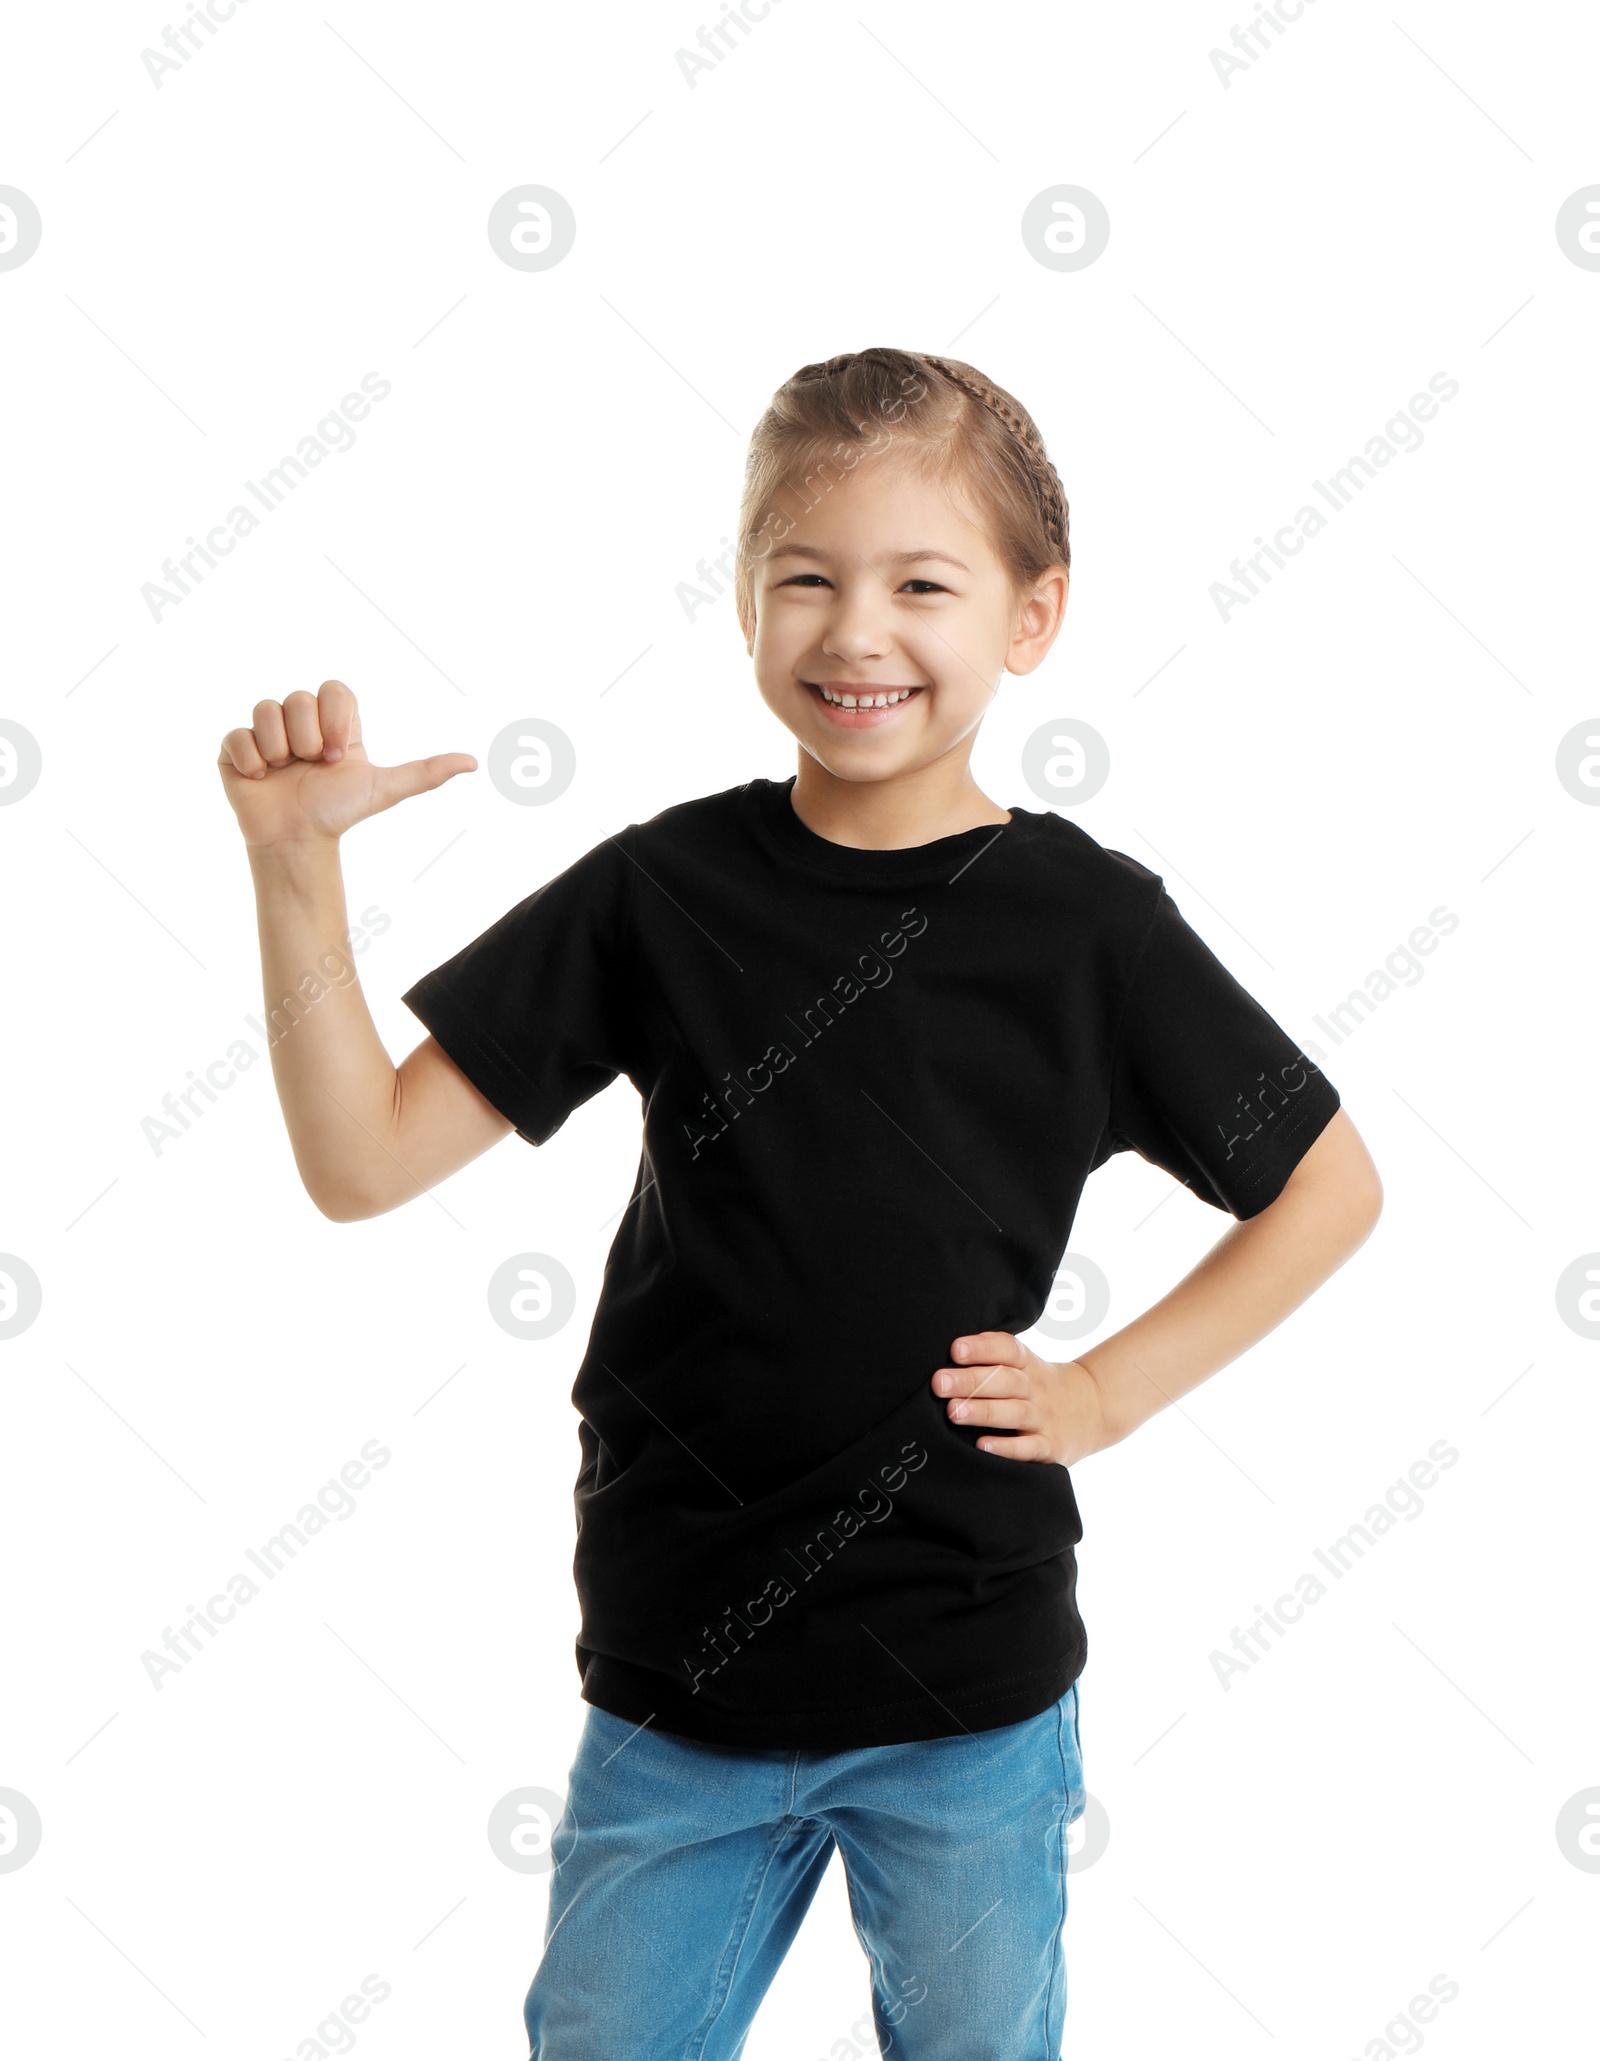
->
[908, 354, 1071, 575]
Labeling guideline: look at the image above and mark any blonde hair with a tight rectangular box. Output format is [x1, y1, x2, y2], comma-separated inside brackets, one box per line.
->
[734, 347, 1069, 636]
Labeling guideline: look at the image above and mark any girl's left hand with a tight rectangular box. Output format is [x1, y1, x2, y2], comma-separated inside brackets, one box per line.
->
[933, 1331, 1111, 1467]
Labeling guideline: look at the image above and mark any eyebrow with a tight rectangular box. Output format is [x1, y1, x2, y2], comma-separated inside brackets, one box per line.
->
[764, 544, 972, 573]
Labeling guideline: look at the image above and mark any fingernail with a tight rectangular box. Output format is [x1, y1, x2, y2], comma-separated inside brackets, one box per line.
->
[323, 747, 343, 761]
[954, 1343, 968, 1360]
[934, 1373, 951, 1394]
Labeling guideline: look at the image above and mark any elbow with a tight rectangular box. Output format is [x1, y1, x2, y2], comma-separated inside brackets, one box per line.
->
[1346, 1127, 1385, 1233]
[297, 1141, 404, 1223]
[309, 1181, 382, 1224]
[1323, 1158, 1384, 1256]
[1348, 1164, 1384, 1247]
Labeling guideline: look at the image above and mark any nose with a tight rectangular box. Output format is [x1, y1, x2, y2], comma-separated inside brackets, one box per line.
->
[818, 569, 898, 668]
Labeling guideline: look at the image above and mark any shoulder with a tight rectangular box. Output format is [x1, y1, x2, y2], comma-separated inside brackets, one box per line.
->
[1008, 807, 1168, 947]
[536, 783, 751, 882]
[627, 778, 767, 859]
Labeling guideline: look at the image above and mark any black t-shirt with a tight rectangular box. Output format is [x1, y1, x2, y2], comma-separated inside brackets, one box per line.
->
[401, 776, 1340, 1749]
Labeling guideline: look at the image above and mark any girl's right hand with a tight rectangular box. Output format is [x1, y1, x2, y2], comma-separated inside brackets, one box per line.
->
[217, 679, 476, 848]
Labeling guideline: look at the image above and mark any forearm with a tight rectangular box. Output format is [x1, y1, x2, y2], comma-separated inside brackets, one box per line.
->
[1080, 1147, 1382, 1447]
[247, 839, 399, 1216]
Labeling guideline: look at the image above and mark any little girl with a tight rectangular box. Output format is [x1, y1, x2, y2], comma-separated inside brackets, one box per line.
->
[220, 346, 1383, 2058]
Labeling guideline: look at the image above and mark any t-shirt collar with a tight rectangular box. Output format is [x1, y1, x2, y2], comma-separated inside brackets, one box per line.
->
[747, 775, 1023, 886]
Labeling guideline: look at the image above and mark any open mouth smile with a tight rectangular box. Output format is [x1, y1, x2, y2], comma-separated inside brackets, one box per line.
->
[804, 681, 926, 725]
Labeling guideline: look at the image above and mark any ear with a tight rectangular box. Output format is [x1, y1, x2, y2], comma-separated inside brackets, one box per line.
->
[1004, 566, 1069, 677]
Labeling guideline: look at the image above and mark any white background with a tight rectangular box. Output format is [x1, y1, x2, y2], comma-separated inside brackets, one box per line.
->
[3, 0, 1597, 2054]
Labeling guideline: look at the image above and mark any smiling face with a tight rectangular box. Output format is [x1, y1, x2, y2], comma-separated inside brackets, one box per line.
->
[740, 447, 1068, 792]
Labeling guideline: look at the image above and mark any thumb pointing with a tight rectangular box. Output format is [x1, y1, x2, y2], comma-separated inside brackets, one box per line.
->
[371, 753, 478, 813]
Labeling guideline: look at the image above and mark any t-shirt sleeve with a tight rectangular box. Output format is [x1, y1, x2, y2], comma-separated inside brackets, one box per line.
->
[1096, 887, 1341, 1218]
[400, 828, 637, 1147]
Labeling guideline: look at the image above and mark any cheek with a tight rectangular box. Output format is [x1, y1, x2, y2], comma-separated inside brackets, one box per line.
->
[748, 597, 783, 644]
[749, 639, 801, 703]
[909, 617, 995, 690]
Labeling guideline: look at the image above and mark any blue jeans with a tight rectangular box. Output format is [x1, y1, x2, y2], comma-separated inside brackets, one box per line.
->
[524, 1679, 1086, 2059]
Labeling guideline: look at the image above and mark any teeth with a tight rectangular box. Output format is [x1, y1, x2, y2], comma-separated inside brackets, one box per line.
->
[817, 685, 916, 709]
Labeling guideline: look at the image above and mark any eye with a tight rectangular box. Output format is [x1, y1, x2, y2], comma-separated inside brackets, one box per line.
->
[776, 574, 948, 593]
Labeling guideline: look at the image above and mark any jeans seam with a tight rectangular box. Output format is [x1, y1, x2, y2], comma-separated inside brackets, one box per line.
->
[838, 1855, 895, 2051]
[1044, 1693, 1071, 2056]
[683, 1819, 795, 2061]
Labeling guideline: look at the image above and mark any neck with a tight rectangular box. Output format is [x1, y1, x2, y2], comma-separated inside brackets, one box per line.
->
[788, 754, 1011, 850]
